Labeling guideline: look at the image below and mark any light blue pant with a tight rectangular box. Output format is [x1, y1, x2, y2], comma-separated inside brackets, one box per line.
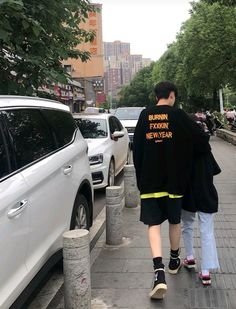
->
[182, 210, 219, 271]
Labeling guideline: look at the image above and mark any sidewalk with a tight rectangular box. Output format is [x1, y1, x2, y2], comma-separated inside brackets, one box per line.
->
[35, 137, 236, 309]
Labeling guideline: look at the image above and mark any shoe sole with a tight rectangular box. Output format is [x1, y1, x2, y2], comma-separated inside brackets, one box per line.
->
[168, 264, 182, 274]
[183, 263, 196, 269]
[149, 283, 167, 299]
[200, 278, 211, 285]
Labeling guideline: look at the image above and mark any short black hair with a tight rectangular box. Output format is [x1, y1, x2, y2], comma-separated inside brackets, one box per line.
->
[154, 81, 178, 102]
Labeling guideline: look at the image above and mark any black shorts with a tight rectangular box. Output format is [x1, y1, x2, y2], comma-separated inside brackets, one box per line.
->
[140, 196, 182, 225]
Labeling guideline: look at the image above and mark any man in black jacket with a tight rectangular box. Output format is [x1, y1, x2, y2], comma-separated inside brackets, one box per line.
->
[133, 81, 210, 299]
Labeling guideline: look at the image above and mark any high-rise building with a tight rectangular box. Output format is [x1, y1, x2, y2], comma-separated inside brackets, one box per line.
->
[62, 3, 104, 107]
[128, 54, 143, 79]
[104, 41, 130, 60]
[103, 41, 152, 102]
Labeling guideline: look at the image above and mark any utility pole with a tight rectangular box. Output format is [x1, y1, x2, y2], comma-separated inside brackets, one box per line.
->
[219, 89, 224, 114]
[108, 57, 113, 111]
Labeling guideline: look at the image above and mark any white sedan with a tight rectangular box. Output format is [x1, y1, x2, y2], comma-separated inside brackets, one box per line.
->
[74, 113, 130, 189]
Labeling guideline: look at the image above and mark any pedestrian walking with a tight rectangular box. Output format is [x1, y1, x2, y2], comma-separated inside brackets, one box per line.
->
[182, 128, 221, 285]
[133, 81, 210, 299]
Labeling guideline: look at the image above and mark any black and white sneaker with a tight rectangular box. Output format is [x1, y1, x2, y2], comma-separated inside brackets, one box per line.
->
[149, 267, 167, 299]
[168, 250, 181, 274]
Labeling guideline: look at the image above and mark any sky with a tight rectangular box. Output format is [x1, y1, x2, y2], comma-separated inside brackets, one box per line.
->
[93, 0, 193, 61]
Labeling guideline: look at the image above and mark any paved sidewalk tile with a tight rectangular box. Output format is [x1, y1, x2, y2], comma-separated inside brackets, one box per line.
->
[89, 137, 236, 309]
[42, 136, 236, 309]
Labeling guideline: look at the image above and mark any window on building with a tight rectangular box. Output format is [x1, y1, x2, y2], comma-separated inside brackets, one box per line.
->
[64, 65, 72, 73]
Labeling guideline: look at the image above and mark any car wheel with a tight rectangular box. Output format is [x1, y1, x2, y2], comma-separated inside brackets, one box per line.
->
[70, 194, 90, 230]
[108, 159, 115, 187]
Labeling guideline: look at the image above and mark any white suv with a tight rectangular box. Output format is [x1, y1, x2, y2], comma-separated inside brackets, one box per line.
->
[0, 96, 93, 309]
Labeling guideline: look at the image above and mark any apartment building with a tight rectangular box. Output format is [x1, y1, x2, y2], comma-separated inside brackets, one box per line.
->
[62, 3, 104, 107]
[104, 41, 152, 101]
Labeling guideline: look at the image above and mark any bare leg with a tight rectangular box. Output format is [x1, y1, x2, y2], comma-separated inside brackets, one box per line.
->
[148, 224, 167, 299]
[169, 223, 181, 250]
[148, 225, 162, 257]
[168, 223, 182, 274]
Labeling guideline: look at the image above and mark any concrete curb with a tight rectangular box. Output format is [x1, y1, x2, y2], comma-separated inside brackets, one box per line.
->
[90, 207, 106, 251]
[216, 128, 236, 146]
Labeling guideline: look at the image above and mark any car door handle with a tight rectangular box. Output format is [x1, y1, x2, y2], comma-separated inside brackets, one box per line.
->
[7, 200, 28, 219]
[63, 165, 73, 175]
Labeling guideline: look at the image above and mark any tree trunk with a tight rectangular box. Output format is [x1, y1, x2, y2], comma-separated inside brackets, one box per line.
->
[213, 89, 219, 111]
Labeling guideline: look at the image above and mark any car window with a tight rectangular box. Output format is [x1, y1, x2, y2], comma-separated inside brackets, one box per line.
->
[109, 117, 121, 134]
[76, 118, 108, 138]
[113, 117, 123, 131]
[4, 109, 57, 169]
[115, 108, 144, 120]
[42, 110, 76, 147]
[0, 125, 9, 179]
[108, 117, 115, 134]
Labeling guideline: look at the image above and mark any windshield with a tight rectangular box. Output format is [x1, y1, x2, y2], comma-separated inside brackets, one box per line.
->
[75, 118, 108, 139]
[115, 108, 144, 120]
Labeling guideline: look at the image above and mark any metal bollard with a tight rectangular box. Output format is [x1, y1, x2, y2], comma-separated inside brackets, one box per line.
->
[124, 164, 140, 208]
[63, 229, 91, 309]
[106, 186, 123, 246]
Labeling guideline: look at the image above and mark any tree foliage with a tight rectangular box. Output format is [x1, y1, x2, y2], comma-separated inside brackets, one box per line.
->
[182, 1, 236, 92]
[200, 0, 236, 6]
[152, 0, 236, 111]
[118, 63, 155, 107]
[0, 0, 96, 95]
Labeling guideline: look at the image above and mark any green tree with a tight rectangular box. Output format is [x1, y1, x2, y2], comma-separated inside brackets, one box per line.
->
[0, 0, 96, 95]
[178, 2, 236, 97]
[152, 0, 236, 111]
[118, 63, 155, 107]
[200, 0, 236, 6]
[152, 43, 179, 83]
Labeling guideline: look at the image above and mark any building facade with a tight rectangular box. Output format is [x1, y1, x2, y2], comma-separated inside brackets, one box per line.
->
[104, 41, 152, 103]
[62, 3, 105, 108]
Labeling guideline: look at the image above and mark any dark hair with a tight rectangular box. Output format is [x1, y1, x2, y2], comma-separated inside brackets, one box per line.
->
[154, 81, 178, 102]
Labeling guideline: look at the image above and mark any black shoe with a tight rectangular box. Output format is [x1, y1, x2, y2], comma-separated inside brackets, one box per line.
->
[149, 267, 167, 299]
[168, 251, 181, 274]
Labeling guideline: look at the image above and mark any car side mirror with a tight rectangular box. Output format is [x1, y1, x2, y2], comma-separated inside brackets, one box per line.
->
[112, 131, 124, 141]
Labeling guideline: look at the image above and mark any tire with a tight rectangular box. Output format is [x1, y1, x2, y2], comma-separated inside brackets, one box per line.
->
[108, 159, 115, 187]
[70, 194, 90, 230]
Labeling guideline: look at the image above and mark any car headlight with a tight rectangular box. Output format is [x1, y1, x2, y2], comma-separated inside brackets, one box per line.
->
[89, 154, 103, 165]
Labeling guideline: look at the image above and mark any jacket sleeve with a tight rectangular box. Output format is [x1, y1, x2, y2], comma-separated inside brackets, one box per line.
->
[208, 151, 221, 176]
[132, 110, 145, 190]
[177, 109, 211, 155]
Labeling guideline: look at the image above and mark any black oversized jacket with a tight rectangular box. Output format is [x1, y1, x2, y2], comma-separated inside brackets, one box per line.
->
[133, 105, 211, 196]
[182, 136, 221, 213]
